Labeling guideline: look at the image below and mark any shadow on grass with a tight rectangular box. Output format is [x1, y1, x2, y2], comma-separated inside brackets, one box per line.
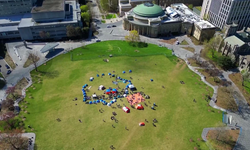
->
[45, 48, 64, 59]
[39, 70, 59, 79]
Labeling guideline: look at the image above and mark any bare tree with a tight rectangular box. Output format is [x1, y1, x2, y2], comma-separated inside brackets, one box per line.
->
[0, 129, 28, 150]
[27, 52, 40, 72]
[1, 98, 14, 110]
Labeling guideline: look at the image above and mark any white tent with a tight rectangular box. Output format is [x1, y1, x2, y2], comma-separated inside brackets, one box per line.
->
[129, 84, 135, 89]
[98, 85, 105, 90]
[92, 94, 97, 98]
[107, 103, 111, 107]
[90, 77, 94, 80]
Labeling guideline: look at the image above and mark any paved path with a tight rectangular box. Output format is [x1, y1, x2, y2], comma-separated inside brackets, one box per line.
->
[22, 133, 36, 150]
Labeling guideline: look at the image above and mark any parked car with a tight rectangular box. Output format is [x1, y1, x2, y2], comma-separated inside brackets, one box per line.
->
[112, 25, 116, 27]
[7, 70, 11, 75]
[5, 64, 10, 69]
[0, 65, 1, 68]
[107, 25, 111, 28]
[96, 39, 101, 42]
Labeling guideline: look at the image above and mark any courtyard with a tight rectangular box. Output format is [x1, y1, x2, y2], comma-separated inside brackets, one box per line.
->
[19, 40, 222, 149]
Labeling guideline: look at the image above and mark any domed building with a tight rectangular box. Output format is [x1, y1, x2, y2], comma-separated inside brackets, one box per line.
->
[123, 3, 182, 37]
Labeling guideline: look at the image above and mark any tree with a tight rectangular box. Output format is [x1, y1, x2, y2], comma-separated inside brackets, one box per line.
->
[1, 99, 14, 111]
[216, 55, 235, 70]
[81, 12, 90, 25]
[6, 86, 18, 100]
[75, 27, 83, 38]
[27, 52, 40, 72]
[39, 31, 50, 39]
[80, 5, 88, 12]
[0, 129, 28, 150]
[66, 25, 77, 38]
[205, 35, 223, 58]
[125, 30, 140, 43]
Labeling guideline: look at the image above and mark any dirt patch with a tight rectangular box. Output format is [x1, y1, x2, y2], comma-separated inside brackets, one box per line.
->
[207, 129, 240, 150]
[229, 73, 250, 103]
[159, 38, 177, 45]
[217, 87, 238, 112]
[5, 52, 16, 69]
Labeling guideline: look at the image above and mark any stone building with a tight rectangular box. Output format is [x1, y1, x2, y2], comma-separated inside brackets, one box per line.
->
[123, 3, 216, 41]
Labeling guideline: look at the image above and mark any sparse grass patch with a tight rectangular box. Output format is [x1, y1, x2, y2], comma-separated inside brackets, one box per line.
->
[180, 40, 189, 45]
[5, 52, 16, 69]
[182, 47, 195, 53]
[23, 54, 40, 68]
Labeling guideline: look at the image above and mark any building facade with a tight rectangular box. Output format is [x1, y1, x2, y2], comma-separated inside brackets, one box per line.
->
[0, 0, 82, 40]
[123, 3, 216, 41]
[200, 0, 250, 30]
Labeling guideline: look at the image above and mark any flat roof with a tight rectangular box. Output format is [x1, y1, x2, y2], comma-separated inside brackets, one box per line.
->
[0, 26, 18, 32]
[195, 20, 215, 29]
[0, 15, 23, 24]
[40, 43, 59, 53]
[224, 35, 245, 47]
[31, 0, 65, 13]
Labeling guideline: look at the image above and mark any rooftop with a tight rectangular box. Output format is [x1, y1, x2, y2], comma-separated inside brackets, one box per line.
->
[195, 21, 215, 29]
[40, 43, 59, 53]
[31, 0, 65, 13]
[133, 3, 164, 17]
[236, 28, 250, 42]
[224, 35, 245, 47]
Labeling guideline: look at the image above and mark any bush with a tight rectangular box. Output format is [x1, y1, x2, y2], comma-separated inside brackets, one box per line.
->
[214, 77, 221, 83]
[137, 42, 148, 48]
[216, 56, 236, 70]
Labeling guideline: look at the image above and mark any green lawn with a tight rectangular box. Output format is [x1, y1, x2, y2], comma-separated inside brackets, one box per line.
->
[105, 14, 116, 19]
[22, 41, 222, 150]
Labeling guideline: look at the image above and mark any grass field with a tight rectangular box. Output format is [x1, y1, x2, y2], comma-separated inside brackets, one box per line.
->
[105, 14, 116, 19]
[21, 41, 222, 150]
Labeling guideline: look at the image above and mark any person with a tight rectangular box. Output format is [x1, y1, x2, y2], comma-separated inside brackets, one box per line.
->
[79, 119, 82, 123]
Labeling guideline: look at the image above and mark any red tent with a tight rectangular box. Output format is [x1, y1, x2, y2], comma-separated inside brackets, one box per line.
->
[106, 92, 111, 95]
[139, 122, 145, 126]
[122, 107, 130, 113]
[135, 104, 144, 110]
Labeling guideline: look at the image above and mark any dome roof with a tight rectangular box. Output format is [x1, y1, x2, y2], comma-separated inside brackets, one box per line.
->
[133, 3, 164, 17]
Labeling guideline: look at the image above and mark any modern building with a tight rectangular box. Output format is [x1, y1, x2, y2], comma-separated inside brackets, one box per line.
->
[0, 0, 36, 17]
[123, 3, 216, 40]
[0, 0, 82, 40]
[200, 0, 250, 30]
[119, 0, 203, 16]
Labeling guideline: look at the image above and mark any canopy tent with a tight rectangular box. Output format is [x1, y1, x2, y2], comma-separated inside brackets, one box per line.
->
[106, 89, 111, 95]
[112, 88, 117, 93]
[112, 99, 117, 103]
[92, 94, 97, 99]
[98, 85, 105, 90]
[139, 122, 145, 126]
[129, 70, 132, 73]
[122, 71, 126, 74]
[108, 73, 111, 75]
[96, 100, 100, 103]
[126, 93, 145, 105]
[135, 104, 144, 110]
[90, 77, 94, 81]
[107, 103, 111, 106]
[89, 101, 93, 104]
[122, 107, 130, 113]
[129, 84, 137, 91]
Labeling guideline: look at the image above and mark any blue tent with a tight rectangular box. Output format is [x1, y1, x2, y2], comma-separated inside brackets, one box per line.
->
[82, 86, 85, 89]
[126, 85, 129, 88]
[150, 79, 153, 82]
[112, 89, 117, 92]
[108, 73, 111, 75]
[122, 71, 126, 74]
[123, 80, 126, 83]
[89, 101, 93, 104]
[114, 97, 117, 99]
[97, 74, 99, 77]
[120, 78, 123, 80]
[102, 73, 105, 76]
[110, 101, 114, 104]
[128, 80, 131, 83]
[106, 89, 111, 92]
[118, 76, 120, 79]
[93, 100, 96, 103]
[97, 100, 100, 103]
[129, 70, 132, 73]
[112, 74, 115, 77]
[85, 84, 88, 87]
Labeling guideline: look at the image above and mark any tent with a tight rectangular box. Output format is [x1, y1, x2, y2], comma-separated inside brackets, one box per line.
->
[122, 107, 130, 113]
[128, 80, 131, 83]
[90, 77, 94, 81]
[150, 79, 153, 82]
[117, 76, 120, 79]
[122, 71, 126, 74]
[129, 70, 132, 73]
[98, 85, 105, 90]
[135, 104, 144, 110]
[107, 103, 111, 107]
[97, 74, 99, 77]
[139, 122, 145, 126]
[112, 74, 115, 77]
[112, 99, 117, 103]
[112, 88, 117, 93]
[129, 84, 136, 91]
[92, 94, 97, 99]
[96, 100, 100, 103]
[89, 101, 93, 104]
[102, 73, 105, 76]
[108, 73, 111, 75]
[106, 89, 111, 95]
[85, 84, 88, 87]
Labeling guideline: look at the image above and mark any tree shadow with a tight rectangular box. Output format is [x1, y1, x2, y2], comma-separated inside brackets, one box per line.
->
[45, 48, 64, 59]
[39, 70, 59, 79]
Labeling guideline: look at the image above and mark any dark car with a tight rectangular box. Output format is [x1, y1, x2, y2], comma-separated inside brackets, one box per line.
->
[5, 64, 10, 69]
[112, 25, 116, 27]
[7, 70, 11, 75]
[0, 65, 2, 68]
